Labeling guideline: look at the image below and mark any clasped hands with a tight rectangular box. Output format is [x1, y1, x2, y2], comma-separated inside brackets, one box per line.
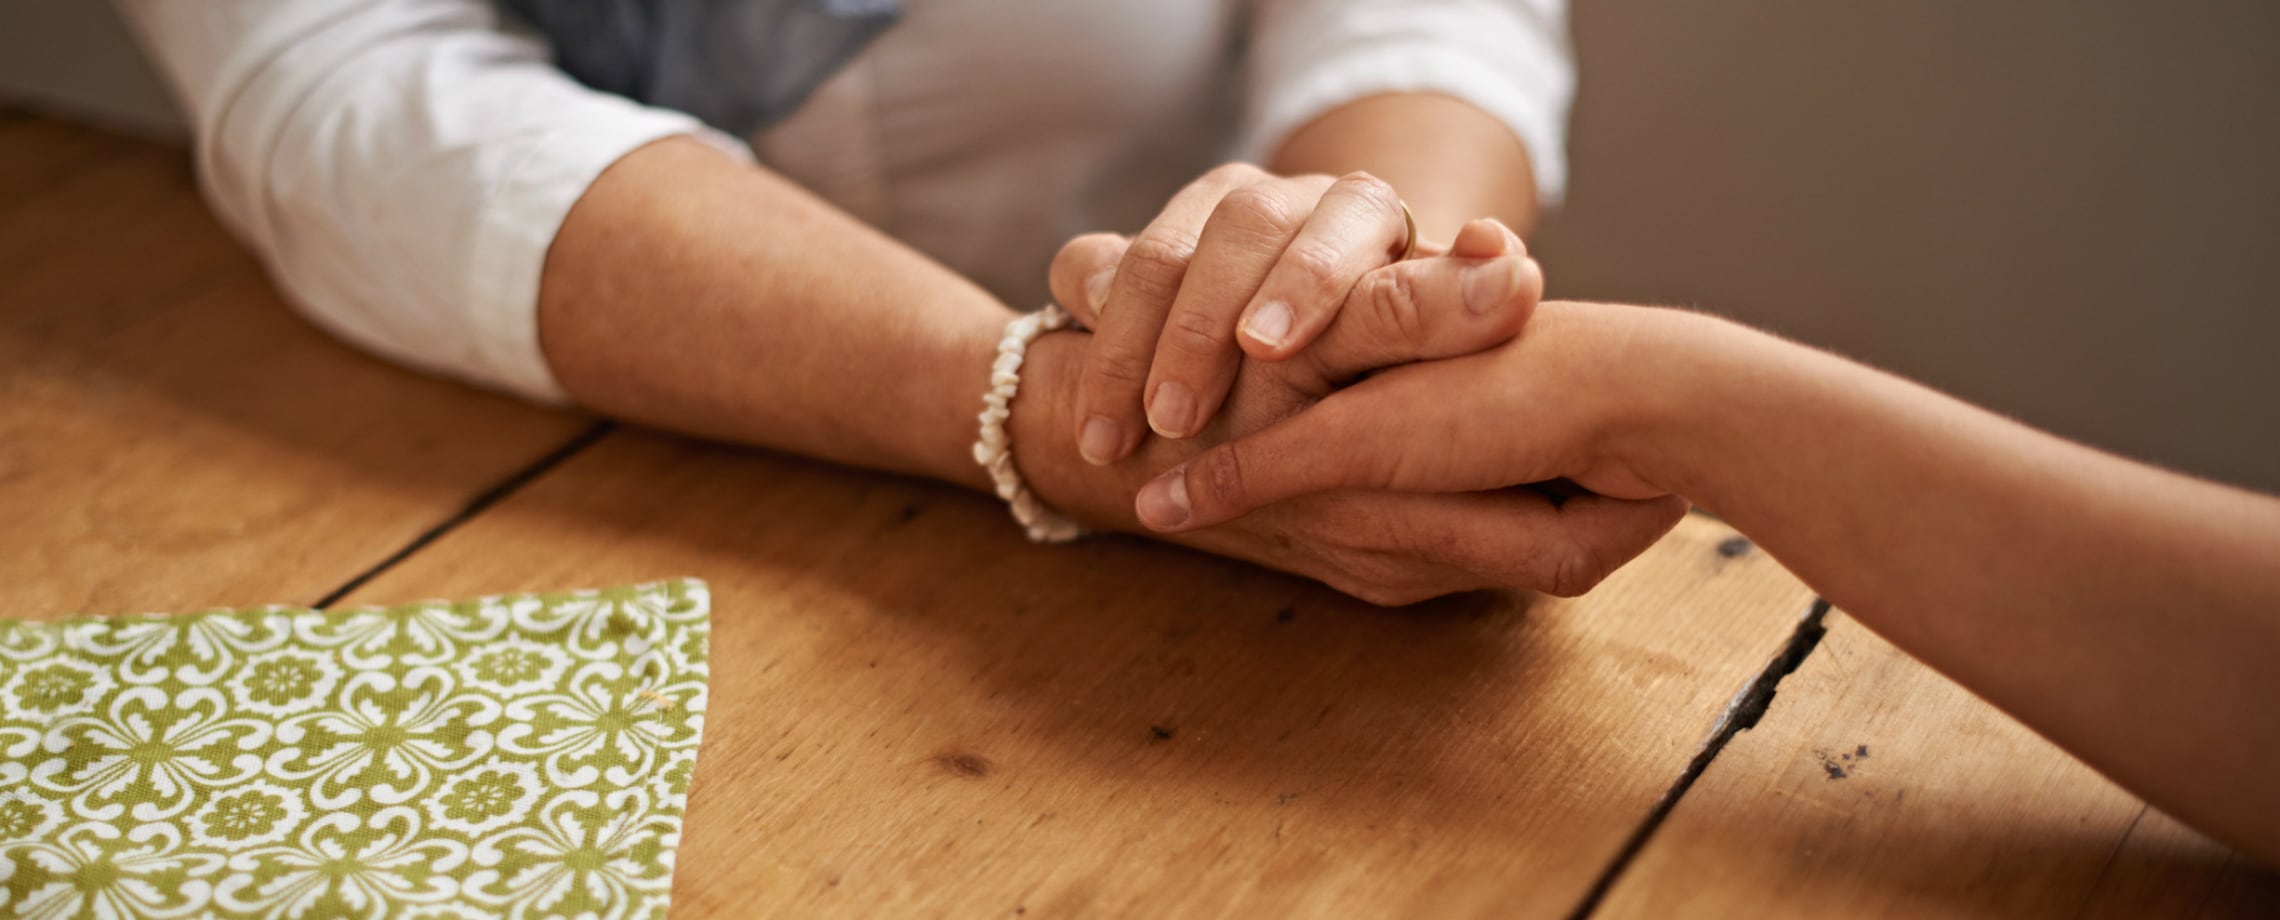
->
[1012, 163, 1687, 604]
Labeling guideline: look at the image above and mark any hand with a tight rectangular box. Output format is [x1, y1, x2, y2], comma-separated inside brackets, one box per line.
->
[1051, 163, 1507, 465]
[1013, 257, 1687, 604]
[1130, 301, 1714, 537]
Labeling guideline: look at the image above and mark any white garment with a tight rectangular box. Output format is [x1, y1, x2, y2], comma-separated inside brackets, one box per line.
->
[115, 0, 1574, 404]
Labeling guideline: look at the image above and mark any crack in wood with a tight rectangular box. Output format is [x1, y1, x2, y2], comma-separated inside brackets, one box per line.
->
[311, 420, 614, 609]
[1566, 597, 1833, 919]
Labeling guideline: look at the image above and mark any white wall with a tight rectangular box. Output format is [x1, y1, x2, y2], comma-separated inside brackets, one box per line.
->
[7, 1, 2275, 490]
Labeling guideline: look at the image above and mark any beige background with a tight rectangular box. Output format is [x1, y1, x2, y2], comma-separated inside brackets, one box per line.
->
[6, 1, 2274, 491]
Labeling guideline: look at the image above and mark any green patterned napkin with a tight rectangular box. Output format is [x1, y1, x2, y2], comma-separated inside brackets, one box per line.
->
[0, 579, 710, 920]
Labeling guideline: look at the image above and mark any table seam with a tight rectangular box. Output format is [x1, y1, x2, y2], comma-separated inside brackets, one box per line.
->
[1564, 596, 1833, 919]
[308, 419, 615, 609]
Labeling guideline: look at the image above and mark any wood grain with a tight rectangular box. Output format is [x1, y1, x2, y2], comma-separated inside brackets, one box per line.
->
[334, 429, 1819, 918]
[1598, 611, 2280, 918]
[0, 115, 590, 617]
[0, 113, 135, 212]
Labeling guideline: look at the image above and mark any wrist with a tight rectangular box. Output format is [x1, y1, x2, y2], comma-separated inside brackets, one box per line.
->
[1005, 329, 1146, 532]
[1613, 307, 1783, 503]
[934, 312, 1024, 493]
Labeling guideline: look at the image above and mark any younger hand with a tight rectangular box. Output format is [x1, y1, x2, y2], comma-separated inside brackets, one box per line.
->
[1132, 302, 1708, 537]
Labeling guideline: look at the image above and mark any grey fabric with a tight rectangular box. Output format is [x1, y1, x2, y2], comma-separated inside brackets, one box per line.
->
[502, 0, 900, 136]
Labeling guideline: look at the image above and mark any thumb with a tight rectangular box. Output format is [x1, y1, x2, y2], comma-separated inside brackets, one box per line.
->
[1135, 352, 1559, 531]
[1047, 232, 1129, 329]
[1293, 218, 1541, 390]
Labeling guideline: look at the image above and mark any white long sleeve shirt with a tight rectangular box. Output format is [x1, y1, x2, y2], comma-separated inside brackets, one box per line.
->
[116, 0, 1574, 404]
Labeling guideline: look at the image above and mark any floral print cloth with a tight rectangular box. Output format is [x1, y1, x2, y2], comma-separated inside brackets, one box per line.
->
[0, 579, 711, 919]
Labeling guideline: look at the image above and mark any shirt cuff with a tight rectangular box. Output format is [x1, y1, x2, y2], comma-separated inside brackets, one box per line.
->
[463, 102, 753, 404]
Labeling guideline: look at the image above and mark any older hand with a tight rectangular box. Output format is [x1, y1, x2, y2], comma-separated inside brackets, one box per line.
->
[1014, 241, 1685, 604]
[1054, 163, 1497, 466]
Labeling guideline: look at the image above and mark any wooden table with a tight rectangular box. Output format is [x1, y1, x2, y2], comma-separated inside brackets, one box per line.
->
[5, 112, 2272, 917]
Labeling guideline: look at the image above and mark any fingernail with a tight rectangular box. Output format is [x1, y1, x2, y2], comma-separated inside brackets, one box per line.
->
[1136, 467, 1191, 530]
[1148, 380, 1197, 438]
[1242, 300, 1294, 349]
[1085, 269, 1115, 311]
[1463, 259, 1517, 314]
[1080, 415, 1121, 465]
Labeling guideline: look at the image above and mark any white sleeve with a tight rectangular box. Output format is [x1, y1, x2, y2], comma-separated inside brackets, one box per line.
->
[113, 0, 754, 403]
[1242, 0, 1576, 206]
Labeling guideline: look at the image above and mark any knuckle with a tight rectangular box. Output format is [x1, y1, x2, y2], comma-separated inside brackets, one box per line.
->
[1335, 171, 1403, 214]
[1205, 162, 1265, 187]
[1357, 269, 1428, 343]
[1161, 304, 1231, 360]
[1119, 234, 1195, 301]
[1080, 338, 1155, 399]
[1281, 238, 1348, 301]
[1084, 347, 1152, 390]
[1191, 447, 1250, 510]
[1214, 186, 1303, 242]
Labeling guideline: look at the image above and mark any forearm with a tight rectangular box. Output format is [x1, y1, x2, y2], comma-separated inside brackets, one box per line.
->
[1269, 92, 1539, 242]
[532, 139, 1319, 548]
[1639, 313, 2280, 860]
[538, 137, 1009, 490]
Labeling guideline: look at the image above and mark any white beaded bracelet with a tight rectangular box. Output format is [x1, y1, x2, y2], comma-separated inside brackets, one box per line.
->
[973, 303, 1086, 543]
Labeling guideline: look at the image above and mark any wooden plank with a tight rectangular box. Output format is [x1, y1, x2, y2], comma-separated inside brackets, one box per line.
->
[0, 108, 136, 210]
[0, 128, 244, 365]
[1598, 611, 2280, 918]
[333, 429, 1819, 917]
[0, 117, 591, 617]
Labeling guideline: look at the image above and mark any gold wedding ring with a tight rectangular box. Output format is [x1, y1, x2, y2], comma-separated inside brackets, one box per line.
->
[1396, 201, 1419, 261]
